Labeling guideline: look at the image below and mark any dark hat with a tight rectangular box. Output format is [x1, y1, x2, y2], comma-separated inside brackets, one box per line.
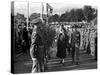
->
[31, 18, 42, 24]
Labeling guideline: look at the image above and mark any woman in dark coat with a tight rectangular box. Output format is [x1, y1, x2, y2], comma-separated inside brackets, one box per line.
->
[56, 33, 66, 64]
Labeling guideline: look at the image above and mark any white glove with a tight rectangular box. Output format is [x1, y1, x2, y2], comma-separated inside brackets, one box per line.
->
[32, 58, 36, 61]
[22, 40, 25, 43]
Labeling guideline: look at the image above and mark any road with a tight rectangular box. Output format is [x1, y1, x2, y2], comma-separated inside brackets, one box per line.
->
[14, 50, 97, 74]
[45, 52, 97, 72]
[14, 53, 32, 74]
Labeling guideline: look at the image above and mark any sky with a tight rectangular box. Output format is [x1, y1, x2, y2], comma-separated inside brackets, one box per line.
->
[14, 1, 97, 17]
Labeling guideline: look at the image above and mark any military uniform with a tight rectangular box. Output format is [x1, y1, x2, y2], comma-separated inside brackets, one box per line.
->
[30, 18, 44, 72]
[71, 28, 80, 64]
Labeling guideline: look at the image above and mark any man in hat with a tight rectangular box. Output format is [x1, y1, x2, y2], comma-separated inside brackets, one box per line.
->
[71, 25, 80, 65]
[30, 18, 44, 72]
[22, 24, 29, 53]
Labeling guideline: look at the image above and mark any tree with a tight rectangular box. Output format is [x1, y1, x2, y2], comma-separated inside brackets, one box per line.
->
[37, 23, 56, 47]
[75, 9, 85, 22]
[69, 9, 77, 22]
[49, 14, 59, 23]
[48, 5, 97, 23]
[59, 13, 66, 22]
[59, 6, 97, 22]
[83, 6, 96, 22]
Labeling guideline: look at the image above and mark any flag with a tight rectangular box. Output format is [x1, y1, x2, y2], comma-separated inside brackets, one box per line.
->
[46, 3, 53, 17]
[46, 3, 53, 25]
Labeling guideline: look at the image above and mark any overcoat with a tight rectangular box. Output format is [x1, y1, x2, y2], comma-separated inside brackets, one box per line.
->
[56, 33, 67, 58]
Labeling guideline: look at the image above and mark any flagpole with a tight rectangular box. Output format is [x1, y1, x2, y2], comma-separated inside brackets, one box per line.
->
[27, 1, 29, 30]
[41, 2, 44, 22]
[46, 3, 48, 25]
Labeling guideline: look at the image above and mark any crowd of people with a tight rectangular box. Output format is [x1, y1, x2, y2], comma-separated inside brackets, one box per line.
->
[55, 24, 80, 65]
[14, 17, 97, 73]
[15, 22, 32, 54]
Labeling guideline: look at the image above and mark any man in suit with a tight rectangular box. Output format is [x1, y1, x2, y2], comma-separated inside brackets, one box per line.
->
[22, 25, 29, 53]
[71, 25, 80, 65]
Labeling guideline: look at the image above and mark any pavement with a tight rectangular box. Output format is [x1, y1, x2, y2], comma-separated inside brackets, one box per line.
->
[45, 52, 97, 72]
[14, 53, 32, 74]
[14, 50, 97, 74]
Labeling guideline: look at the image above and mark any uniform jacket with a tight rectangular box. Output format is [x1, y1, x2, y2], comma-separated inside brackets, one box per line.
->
[71, 30, 80, 47]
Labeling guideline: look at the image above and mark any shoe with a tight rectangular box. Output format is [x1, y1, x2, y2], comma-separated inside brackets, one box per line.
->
[94, 58, 97, 61]
[76, 62, 80, 65]
[62, 59, 64, 63]
[72, 60, 75, 64]
[62, 60, 65, 65]
[59, 60, 62, 64]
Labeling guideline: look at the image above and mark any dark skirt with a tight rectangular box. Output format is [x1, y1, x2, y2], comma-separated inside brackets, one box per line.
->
[57, 47, 66, 58]
[56, 40, 66, 58]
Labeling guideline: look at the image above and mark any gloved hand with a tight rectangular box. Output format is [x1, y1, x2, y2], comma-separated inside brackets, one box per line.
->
[32, 58, 36, 61]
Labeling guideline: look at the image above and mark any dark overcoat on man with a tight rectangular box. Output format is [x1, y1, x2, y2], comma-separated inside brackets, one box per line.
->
[22, 26, 30, 53]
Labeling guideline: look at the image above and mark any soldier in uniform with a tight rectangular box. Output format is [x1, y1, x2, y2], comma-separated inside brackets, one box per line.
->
[71, 25, 80, 65]
[30, 18, 44, 72]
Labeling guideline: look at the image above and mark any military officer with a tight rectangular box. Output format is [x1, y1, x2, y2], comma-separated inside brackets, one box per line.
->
[71, 25, 80, 65]
[30, 18, 44, 72]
